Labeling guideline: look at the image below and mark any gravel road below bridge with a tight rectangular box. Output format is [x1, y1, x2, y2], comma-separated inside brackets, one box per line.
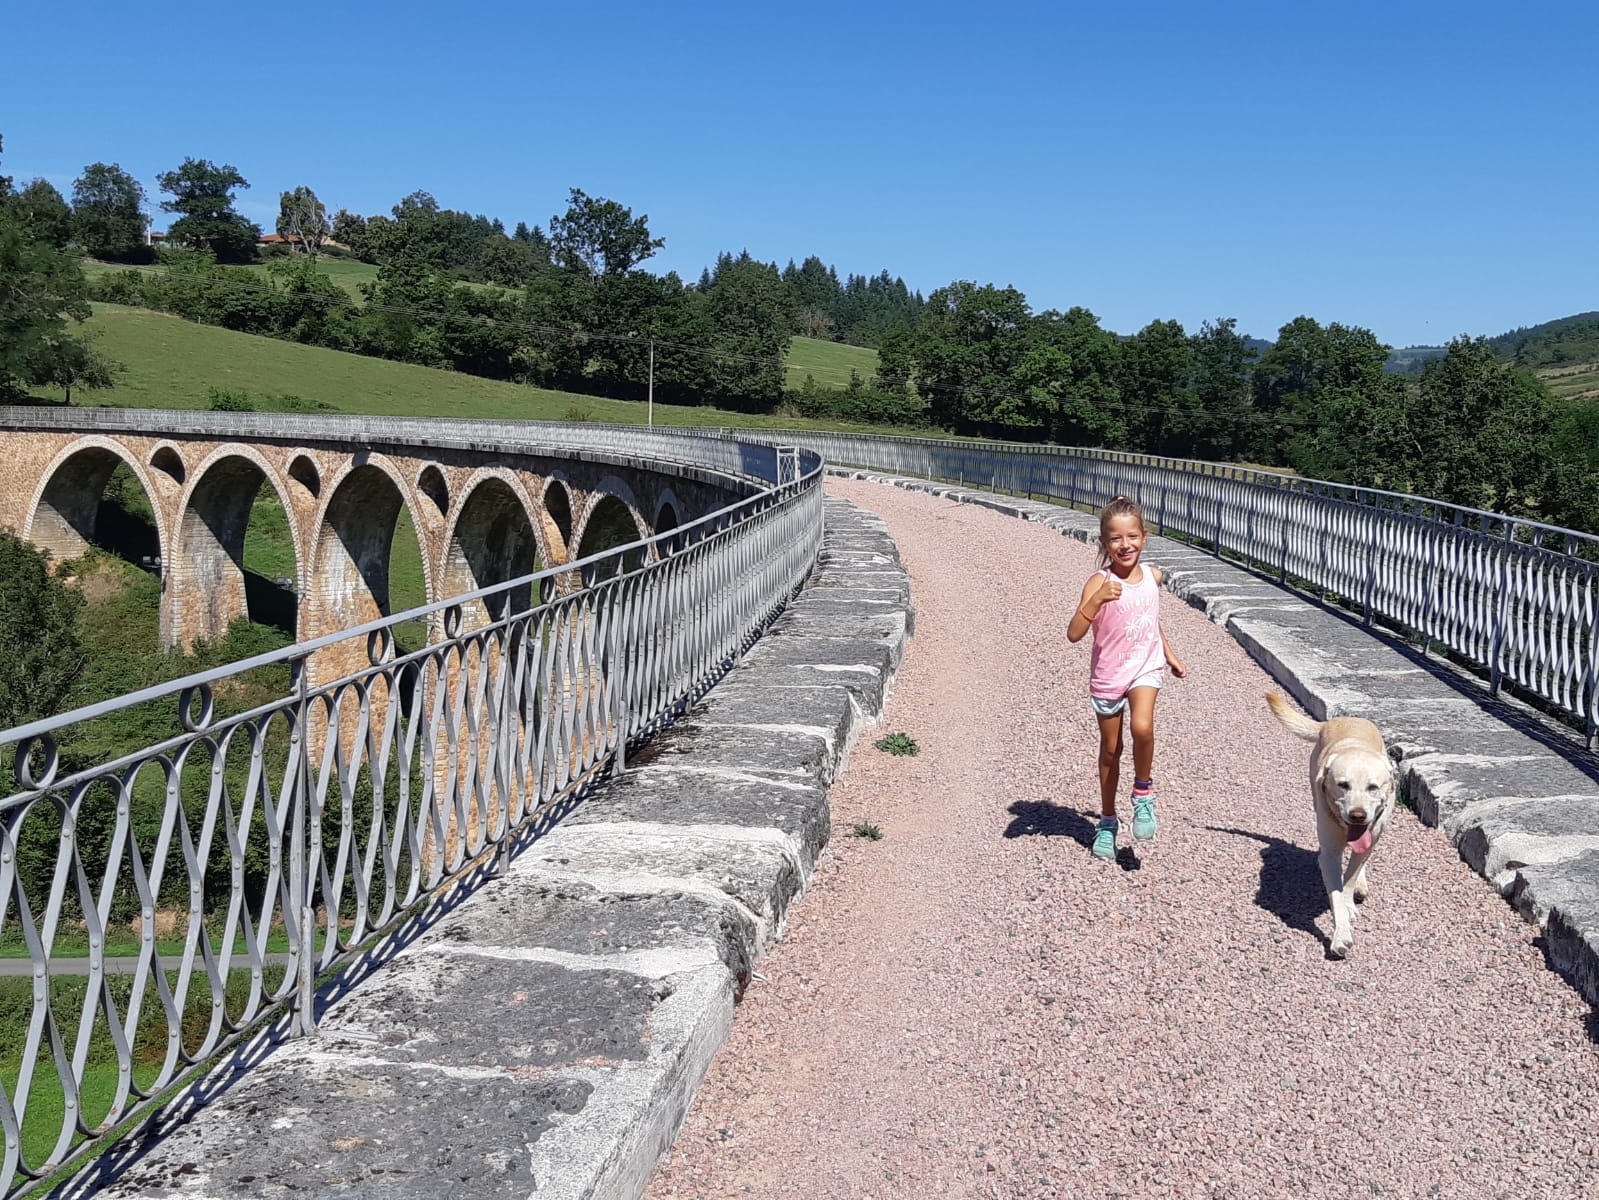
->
[645, 477, 1599, 1200]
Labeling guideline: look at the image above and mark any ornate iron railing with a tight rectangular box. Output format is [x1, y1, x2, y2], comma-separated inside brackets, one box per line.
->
[0, 424, 822, 1196]
[724, 429, 1599, 745]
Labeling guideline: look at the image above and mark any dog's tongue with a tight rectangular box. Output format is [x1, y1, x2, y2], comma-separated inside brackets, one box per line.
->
[1348, 828, 1374, 855]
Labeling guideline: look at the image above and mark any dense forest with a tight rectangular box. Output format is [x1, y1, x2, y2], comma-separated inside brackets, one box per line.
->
[2, 131, 1596, 536]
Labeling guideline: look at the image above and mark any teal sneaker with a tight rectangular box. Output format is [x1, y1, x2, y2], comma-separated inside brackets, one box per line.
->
[1091, 817, 1118, 860]
[1131, 791, 1158, 842]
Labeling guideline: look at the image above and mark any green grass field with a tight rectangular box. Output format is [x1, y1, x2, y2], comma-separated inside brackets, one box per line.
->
[783, 337, 881, 389]
[35, 306, 923, 435]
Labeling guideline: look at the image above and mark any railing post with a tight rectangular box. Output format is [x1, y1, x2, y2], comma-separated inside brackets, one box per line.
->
[1361, 504, 1377, 625]
[1583, 578, 1599, 750]
[1489, 522, 1515, 696]
[1278, 491, 1290, 583]
[289, 655, 317, 1037]
[610, 585, 628, 778]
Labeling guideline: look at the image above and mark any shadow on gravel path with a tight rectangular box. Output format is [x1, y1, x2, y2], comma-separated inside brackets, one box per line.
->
[1003, 799, 1142, 870]
[1206, 824, 1332, 954]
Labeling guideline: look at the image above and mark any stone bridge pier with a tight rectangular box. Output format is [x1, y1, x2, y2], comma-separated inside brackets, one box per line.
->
[0, 424, 732, 671]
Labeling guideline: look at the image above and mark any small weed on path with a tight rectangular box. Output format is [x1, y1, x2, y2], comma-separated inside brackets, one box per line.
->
[875, 732, 919, 756]
[849, 820, 884, 841]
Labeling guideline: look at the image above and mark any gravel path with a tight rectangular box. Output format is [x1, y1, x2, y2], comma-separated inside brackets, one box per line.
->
[645, 479, 1599, 1200]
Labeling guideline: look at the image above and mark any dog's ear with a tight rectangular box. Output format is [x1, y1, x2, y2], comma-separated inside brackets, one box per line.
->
[1317, 753, 1339, 797]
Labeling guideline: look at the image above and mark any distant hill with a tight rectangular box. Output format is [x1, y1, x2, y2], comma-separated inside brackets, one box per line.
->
[1384, 345, 1448, 374]
[1484, 311, 1599, 369]
[1381, 315, 1599, 400]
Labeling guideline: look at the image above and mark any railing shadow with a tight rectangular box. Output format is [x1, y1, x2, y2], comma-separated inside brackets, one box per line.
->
[1003, 800, 1141, 871]
[1204, 824, 1332, 957]
[48, 773, 609, 1199]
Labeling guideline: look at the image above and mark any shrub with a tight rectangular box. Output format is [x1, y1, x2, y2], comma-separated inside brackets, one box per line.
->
[207, 387, 255, 412]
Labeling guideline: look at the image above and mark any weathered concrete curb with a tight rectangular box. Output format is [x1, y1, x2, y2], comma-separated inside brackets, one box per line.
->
[832, 468, 1599, 1009]
[79, 497, 911, 1200]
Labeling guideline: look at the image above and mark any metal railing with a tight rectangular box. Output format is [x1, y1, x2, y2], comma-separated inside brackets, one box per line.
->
[0, 422, 823, 1196]
[726, 429, 1599, 745]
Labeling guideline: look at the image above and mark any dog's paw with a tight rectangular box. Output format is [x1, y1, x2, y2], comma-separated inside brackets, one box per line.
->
[1352, 885, 1370, 904]
[1328, 932, 1354, 960]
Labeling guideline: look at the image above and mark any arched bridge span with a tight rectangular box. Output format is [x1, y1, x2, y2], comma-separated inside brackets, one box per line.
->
[0, 411, 754, 655]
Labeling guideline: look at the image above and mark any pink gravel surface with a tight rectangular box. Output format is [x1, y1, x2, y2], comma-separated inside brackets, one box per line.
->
[644, 478, 1599, 1200]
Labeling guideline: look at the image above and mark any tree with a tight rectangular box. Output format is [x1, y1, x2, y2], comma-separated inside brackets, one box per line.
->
[1404, 337, 1557, 513]
[0, 532, 84, 734]
[276, 185, 329, 255]
[1022, 306, 1124, 445]
[549, 188, 664, 278]
[902, 281, 1033, 432]
[702, 256, 798, 410]
[0, 210, 118, 400]
[14, 179, 73, 248]
[1547, 399, 1599, 533]
[479, 233, 545, 286]
[0, 132, 11, 196]
[157, 158, 259, 263]
[72, 161, 149, 261]
[1119, 319, 1196, 455]
[1188, 318, 1258, 460]
[1252, 316, 1392, 468]
[330, 208, 367, 254]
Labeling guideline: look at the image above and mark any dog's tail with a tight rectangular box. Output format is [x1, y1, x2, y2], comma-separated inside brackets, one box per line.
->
[1266, 692, 1322, 742]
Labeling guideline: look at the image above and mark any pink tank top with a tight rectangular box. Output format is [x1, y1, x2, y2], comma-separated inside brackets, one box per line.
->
[1088, 566, 1165, 699]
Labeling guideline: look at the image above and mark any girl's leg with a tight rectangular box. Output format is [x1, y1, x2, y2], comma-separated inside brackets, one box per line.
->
[1096, 710, 1125, 818]
[1127, 687, 1159, 785]
[1126, 687, 1160, 842]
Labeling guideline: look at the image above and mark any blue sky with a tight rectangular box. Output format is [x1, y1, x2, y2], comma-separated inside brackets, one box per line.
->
[4, 0, 1595, 347]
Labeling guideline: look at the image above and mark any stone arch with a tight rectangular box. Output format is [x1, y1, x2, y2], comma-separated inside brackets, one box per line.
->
[25, 436, 169, 565]
[302, 457, 432, 679]
[168, 444, 302, 649]
[287, 453, 321, 500]
[570, 475, 648, 558]
[438, 471, 544, 629]
[417, 464, 450, 519]
[541, 476, 575, 560]
[571, 477, 650, 581]
[150, 444, 186, 486]
[652, 488, 684, 560]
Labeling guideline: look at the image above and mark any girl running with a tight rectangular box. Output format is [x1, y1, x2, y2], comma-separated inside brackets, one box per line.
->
[1066, 496, 1188, 860]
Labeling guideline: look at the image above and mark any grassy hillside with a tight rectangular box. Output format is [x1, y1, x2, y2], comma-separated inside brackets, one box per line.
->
[1486, 311, 1599, 364]
[33, 305, 920, 433]
[784, 337, 881, 389]
[1483, 311, 1599, 400]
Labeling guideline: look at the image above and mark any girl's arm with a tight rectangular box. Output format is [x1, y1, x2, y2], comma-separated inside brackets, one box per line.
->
[1067, 575, 1109, 643]
[1161, 626, 1188, 678]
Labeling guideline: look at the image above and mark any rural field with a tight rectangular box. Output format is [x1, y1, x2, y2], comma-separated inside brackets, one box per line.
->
[33, 302, 899, 433]
[1537, 361, 1599, 401]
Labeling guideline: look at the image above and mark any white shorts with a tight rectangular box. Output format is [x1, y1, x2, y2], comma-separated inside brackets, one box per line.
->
[1090, 672, 1163, 717]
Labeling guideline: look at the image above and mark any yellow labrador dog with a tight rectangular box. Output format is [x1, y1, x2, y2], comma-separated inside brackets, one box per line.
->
[1266, 693, 1396, 959]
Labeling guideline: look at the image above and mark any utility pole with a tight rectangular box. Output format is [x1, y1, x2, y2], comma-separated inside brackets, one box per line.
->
[647, 339, 655, 427]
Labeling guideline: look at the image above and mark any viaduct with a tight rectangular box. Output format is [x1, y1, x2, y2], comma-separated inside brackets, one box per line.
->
[0, 410, 747, 681]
